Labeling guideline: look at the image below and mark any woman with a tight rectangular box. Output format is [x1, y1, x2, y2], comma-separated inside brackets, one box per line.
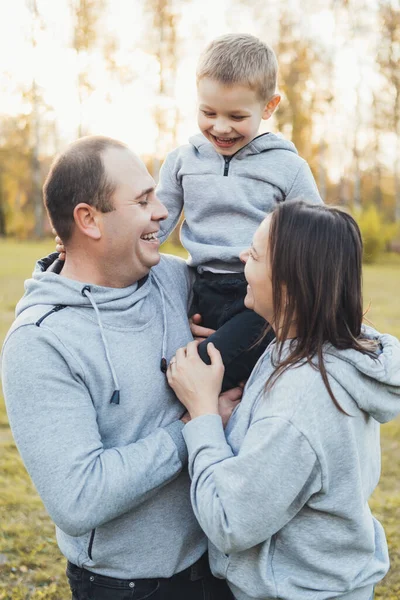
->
[167, 201, 400, 600]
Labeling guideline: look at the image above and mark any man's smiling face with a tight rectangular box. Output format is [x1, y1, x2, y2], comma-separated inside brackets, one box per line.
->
[98, 147, 168, 282]
[197, 78, 267, 156]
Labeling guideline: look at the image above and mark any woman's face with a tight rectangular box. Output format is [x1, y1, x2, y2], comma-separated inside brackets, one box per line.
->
[241, 217, 274, 325]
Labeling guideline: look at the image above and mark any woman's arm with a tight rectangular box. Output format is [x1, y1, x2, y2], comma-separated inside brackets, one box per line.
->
[183, 413, 322, 555]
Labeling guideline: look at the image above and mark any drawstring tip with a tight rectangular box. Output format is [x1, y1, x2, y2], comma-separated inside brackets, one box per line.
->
[160, 358, 167, 373]
[110, 390, 120, 405]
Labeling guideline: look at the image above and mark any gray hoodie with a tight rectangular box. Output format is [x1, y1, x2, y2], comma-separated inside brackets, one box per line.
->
[1, 254, 206, 578]
[158, 133, 322, 270]
[183, 329, 400, 600]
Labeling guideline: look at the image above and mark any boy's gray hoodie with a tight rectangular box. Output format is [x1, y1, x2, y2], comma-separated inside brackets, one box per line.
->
[1, 254, 206, 578]
[158, 133, 322, 270]
[183, 329, 400, 600]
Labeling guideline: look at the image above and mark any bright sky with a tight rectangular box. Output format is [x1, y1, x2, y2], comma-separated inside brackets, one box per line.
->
[0, 0, 389, 176]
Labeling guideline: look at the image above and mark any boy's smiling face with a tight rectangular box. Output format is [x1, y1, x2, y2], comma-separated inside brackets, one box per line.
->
[197, 78, 279, 156]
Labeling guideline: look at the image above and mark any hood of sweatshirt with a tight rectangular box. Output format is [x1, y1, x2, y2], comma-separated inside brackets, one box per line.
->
[322, 326, 400, 423]
[16, 253, 170, 404]
[17, 254, 146, 321]
[189, 132, 298, 160]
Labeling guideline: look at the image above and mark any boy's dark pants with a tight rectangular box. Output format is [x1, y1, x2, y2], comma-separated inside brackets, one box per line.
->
[191, 271, 275, 391]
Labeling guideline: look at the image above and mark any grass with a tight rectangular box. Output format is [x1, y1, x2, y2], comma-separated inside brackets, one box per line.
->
[0, 239, 399, 599]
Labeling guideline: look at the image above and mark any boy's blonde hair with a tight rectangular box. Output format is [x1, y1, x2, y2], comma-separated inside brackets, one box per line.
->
[196, 33, 278, 102]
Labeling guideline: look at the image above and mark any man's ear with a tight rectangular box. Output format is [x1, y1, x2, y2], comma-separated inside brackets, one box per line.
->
[262, 94, 281, 120]
[73, 203, 102, 240]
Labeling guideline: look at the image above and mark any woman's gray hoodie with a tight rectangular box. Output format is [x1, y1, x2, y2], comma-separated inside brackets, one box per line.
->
[1, 254, 206, 579]
[158, 133, 322, 270]
[183, 329, 400, 600]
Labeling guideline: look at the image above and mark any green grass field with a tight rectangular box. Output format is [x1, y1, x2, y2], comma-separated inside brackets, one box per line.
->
[0, 239, 399, 600]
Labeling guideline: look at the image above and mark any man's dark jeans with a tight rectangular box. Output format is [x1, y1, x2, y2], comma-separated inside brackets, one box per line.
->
[66, 555, 234, 600]
[191, 271, 275, 391]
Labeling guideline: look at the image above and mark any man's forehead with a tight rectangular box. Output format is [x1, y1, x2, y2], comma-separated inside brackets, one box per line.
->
[103, 146, 154, 187]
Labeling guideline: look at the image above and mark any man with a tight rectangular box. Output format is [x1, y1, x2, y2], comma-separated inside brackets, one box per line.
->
[1, 136, 237, 599]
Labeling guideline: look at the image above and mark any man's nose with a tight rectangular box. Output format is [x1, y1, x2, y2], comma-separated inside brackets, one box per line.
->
[153, 195, 168, 221]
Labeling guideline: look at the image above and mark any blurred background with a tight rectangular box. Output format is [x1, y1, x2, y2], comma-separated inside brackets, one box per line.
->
[0, 1, 399, 599]
[0, 0, 399, 256]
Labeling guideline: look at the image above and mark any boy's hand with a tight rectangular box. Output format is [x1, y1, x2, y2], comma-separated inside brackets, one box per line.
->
[190, 313, 216, 342]
[52, 229, 66, 261]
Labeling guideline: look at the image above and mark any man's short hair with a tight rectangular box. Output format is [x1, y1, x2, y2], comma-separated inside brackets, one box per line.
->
[43, 136, 127, 243]
[196, 33, 278, 103]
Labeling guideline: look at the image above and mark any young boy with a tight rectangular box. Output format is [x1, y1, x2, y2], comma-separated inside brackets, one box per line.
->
[157, 33, 322, 390]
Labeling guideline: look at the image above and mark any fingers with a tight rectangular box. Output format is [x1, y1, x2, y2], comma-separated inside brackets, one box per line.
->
[190, 313, 202, 324]
[175, 347, 186, 362]
[185, 340, 201, 357]
[206, 342, 223, 368]
[190, 323, 216, 339]
[220, 386, 243, 402]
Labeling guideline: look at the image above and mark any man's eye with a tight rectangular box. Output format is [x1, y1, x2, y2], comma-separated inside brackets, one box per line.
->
[139, 198, 149, 206]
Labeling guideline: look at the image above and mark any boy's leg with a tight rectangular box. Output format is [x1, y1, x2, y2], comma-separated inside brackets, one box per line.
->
[197, 309, 275, 391]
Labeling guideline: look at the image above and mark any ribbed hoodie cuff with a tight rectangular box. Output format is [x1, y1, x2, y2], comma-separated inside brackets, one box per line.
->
[165, 420, 188, 466]
[183, 414, 225, 454]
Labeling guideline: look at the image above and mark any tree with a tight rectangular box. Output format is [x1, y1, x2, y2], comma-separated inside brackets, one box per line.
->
[26, 0, 45, 237]
[142, 0, 182, 178]
[377, 0, 400, 221]
[69, 0, 104, 137]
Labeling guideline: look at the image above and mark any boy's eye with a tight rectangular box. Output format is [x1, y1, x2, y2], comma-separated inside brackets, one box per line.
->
[231, 116, 246, 121]
[202, 111, 215, 117]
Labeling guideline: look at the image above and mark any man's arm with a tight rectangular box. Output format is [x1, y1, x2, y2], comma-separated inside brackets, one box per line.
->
[2, 325, 187, 537]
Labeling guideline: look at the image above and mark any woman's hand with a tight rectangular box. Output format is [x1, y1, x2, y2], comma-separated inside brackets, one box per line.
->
[167, 341, 224, 420]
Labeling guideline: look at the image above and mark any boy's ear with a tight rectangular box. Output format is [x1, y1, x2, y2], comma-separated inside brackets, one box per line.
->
[73, 203, 102, 240]
[262, 94, 281, 120]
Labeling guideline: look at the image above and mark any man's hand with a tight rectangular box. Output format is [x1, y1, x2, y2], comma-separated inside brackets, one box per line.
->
[180, 411, 191, 425]
[218, 386, 242, 428]
[190, 313, 216, 342]
[52, 229, 66, 261]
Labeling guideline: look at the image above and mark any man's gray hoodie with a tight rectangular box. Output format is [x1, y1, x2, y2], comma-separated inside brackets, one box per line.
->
[183, 329, 400, 600]
[158, 133, 322, 270]
[1, 254, 206, 579]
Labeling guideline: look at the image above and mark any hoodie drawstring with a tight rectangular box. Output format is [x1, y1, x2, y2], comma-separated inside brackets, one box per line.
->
[80, 276, 168, 405]
[82, 286, 121, 405]
[152, 275, 168, 373]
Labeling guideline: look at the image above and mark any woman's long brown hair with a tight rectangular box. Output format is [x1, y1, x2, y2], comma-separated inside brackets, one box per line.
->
[264, 201, 378, 413]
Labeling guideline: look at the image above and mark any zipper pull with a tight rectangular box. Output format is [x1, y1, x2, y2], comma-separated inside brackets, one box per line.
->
[224, 157, 230, 176]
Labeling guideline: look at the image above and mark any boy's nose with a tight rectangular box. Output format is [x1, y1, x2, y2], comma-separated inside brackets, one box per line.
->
[240, 249, 249, 263]
[213, 119, 231, 134]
